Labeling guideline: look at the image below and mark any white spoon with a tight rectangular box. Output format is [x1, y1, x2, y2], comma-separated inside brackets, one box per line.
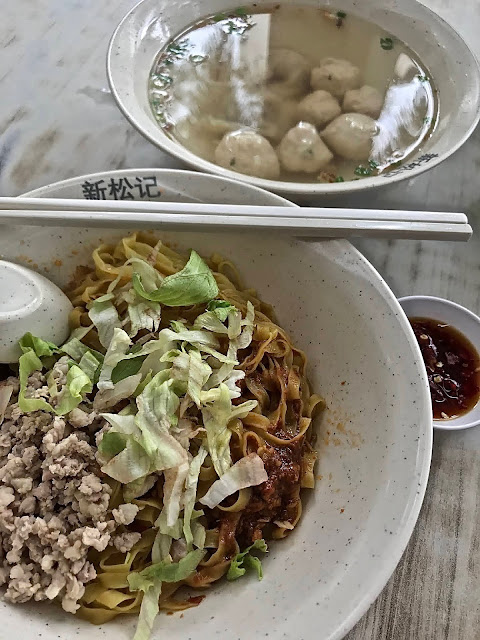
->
[0, 261, 73, 363]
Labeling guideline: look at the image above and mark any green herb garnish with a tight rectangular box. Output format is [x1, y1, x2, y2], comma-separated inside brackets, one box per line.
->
[189, 54, 206, 64]
[334, 176, 345, 182]
[152, 73, 173, 88]
[380, 37, 394, 50]
[354, 161, 378, 178]
[354, 165, 372, 177]
[335, 10, 346, 27]
[213, 13, 226, 22]
[234, 7, 248, 16]
[227, 539, 268, 581]
[417, 74, 429, 82]
[423, 116, 431, 124]
[166, 41, 190, 58]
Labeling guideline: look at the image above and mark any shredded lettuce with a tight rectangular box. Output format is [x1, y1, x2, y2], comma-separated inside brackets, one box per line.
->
[101, 435, 150, 484]
[130, 583, 162, 640]
[93, 373, 142, 411]
[201, 384, 257, 477]
[128, 549, 205, 640]
[129, 257, 163, 293]
[207, 299, 236, 321]
[133, 250, 218, 307]
[128, 548, 205, 590]
[161, 461, 189, 528]
[111, 356, 145, 384]
[183, 446, 207, 547]
[104, 332, 177, 386]
[97, 328, 131, 391]
[236, 301, 255, 349]
[227, 539, 268, 581]
[55, 364, 93, 415]
[122, 262, 162, 337]
[19, 333, 59, 357]
[167, 349, 212, 407]
[98, 374, 189, 485]
[77, 351, 102, 383]
[99, 373, 187, 485]
[193, 309, 231, 334]
[200, 453, 267, 509]
[128, 299, 161, 338]
[123, 475, 156, 502]
[191, 520, 206, 550]
[100, 413, 140, 436]
[162, 324, 220, 350]
[18, 350, 54, 413]
[201, 383, 233, 476]
[88, 293, 121, 348]
[98, 431, 127, 458]
[61, 335, 103, 364]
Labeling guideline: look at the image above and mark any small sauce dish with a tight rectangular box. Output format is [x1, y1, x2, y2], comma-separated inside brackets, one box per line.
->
[399, 295, 480, 431]
[0, 261, 73, 363]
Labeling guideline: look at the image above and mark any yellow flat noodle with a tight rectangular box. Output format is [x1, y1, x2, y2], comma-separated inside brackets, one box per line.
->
[63, 233, 324, 629]
[95, 588, 138, 609]
[301, 447, 318, 489]
[160, 597, 202, 612]
[217, 488, 252, 512]
[82, 583, 106, 605]
[242, 431, 265, 456]
[198, 460, 217, 482]
[97, 572, 130, 589]
[99, 549, 133, 573]
[272, 501, 303, 540]
[135, 505, 160, 524]
[77, 605, 126, 624]
[133, 497, 163, 509]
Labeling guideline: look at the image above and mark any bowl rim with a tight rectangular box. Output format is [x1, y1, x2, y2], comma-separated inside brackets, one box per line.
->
[21, 168, 433, 639]
[399, 294, 480, 431]
[106, 0, 480, 196]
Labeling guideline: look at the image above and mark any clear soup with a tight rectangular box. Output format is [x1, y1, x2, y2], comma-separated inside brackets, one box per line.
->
[148, 5, 437, 183]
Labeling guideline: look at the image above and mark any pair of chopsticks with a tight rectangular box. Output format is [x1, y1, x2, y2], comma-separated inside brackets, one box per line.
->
[0, 196, 472, 241]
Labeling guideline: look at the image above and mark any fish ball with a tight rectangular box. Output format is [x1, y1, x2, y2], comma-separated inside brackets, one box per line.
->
[278, 122, 333, 173]
[321, 113, 378, 161]
[297, 90, 341, 127]
[215, 129, 280, 179]
[267, 48, 311, 98]
[343, 85, 384, 118]
[311, 58, 361, 99]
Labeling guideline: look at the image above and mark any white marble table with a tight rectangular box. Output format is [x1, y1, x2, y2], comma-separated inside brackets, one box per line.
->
[1, 1, 479, 638]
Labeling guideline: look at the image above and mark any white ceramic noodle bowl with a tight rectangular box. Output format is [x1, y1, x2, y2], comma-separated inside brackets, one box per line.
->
[0, 260, 73, 363]
[106, 0, 480, 195]
[0, 169, 432, 640]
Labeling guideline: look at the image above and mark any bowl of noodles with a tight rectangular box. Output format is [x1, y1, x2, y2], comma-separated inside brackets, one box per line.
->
[0, 169, 432, 640]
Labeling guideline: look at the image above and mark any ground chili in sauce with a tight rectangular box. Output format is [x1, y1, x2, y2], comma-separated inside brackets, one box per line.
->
[410, 317, 480, 419]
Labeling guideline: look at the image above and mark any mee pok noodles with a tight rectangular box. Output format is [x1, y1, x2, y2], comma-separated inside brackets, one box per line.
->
[0, 234, 323, 640]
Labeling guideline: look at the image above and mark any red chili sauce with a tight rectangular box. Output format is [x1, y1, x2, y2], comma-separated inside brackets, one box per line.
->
[410, 317, 480, 419]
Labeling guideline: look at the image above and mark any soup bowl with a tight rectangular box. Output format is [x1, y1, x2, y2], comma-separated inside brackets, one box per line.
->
[107, 0, 480, 196]
[0, 169, 432, 639]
